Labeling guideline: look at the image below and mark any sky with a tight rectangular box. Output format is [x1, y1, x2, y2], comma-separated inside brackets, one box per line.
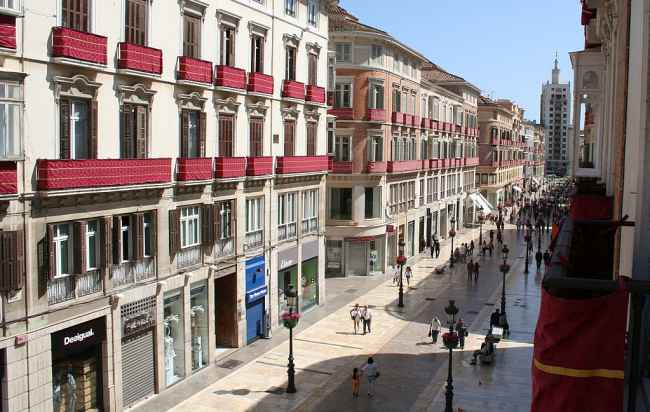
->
[338, 0, 584, 122]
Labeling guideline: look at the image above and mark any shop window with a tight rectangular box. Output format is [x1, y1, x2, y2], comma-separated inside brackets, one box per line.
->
[326, 239, 343, 276]
[163, 290, 185, 386]
[278, 192, 297, 241]
[0, 81, 22, 159]
[330, 188, 352, 220]
[180, 206, 201, 248]
[301, 258, 318, 311]
[302, 189, 318, 234]
[190, 282, 208, 371]
[180, 109, 206, 158]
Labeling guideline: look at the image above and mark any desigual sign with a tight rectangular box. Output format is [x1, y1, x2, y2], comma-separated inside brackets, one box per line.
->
[51, 317, 106, 356]
[64, 329, 94, 346]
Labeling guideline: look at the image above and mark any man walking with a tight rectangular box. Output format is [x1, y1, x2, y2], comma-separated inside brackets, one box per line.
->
[535, 250, 543, 272]
[434, 239, 440, 258]
[361, 357, 379, 397]
[474, 261, 480, 283]
[362, 306, 372, 334]
[467, 258, 474, 282]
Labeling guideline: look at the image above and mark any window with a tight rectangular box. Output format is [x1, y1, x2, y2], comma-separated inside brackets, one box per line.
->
[85, 220, 99, 270]
[60, 99, 96, 159]
[364, 187, 381, 219]
[334, 135, 351, 161]
[285, 0, 296, 16]
[306, 122, 317, 156]
[62, 0, 89, 32]
[216, 200, 233, 240]
[54, 224, 71, 277]
[0, 81, 21, 159]
[302, 190, 318, 233]
[368, 81, 384, 109]
[0, 0, 19, 13]
[307, 0, 318, 26]
[180, 109, 206, 158]
[335, 43, 351, 63]
[392, 88, 401, 112]
[249, 117, 264, 157]
[371, 45, 383, 66]
[251, 35, 264, 73]
[120, 104, 147, 159]
[284, 120, 295, 156]
[220, 26, 235, 66]
[285, 46, 296, 81]
[180, 206, 201, 248]
[278, 192, 297, 241]
[327, 119, 335, 155]
[143, 213, 152, 257]
[308, 53, 318, 86]
[183, 13, 201, 58]
[368, 136, 383, 162]
[393, 54, 401, 72]
[334, 82, 351, 108]
[125, 0, 148, 45]
[218, 113, 234, 157]
[246, 197, 264, 233]
[330, 188, 352, 220]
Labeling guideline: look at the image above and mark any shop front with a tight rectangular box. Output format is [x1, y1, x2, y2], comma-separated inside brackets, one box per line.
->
[325, 239, 343, 278]
[301, 240, 319, 312]
[418, 216, 426, 253]
[278, 247, 298, 319]
[163, 290, 185, 387]
[214, 263, 238, 348]
[245, 256, 267, 343]
[344, 236, 386, 276]
[407, 221, 415, 257]
[51, 317, 106, 412]
[439, 209, 448, 239]
[121, 296, 156, 408]
[190, 282, 209, 372]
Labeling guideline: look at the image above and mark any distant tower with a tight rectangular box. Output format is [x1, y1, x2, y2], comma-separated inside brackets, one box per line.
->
[540, 54, 571, 176]
[552, 52, 560, 84]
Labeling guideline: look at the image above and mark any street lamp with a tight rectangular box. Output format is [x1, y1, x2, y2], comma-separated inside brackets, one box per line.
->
[524, 226, 532, 274]
[537, 218, 543, 253]
[282, 285, 300, 394]
[443, 300, 459, 412]
[396, 241, 407, 308]
[477, 211, 485, 253]
[499, 245, 510, 332]
[449, 217, 456, 268]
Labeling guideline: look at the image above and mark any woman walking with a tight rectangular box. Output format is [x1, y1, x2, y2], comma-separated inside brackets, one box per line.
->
[350, 304, 361, 334]
[405, 266, 412, 287]
[430, 316, 442, 343]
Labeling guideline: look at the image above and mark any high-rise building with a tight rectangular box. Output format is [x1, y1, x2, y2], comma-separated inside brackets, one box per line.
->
[540, 57, 571, 176]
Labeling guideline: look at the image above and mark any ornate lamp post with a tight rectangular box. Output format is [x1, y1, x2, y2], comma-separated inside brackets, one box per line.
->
[396, 241, 406, 308]
[282, 285, 300, 393]
[478, 211, 485, 252]
[524, 226, 532, 274]
[499, 245, 510, 330]
[449, 217, 456, 268]
[443, 300, 459, 412]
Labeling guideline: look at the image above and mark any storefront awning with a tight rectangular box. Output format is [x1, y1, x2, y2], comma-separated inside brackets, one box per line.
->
[512, 185, 523, 193]
[469, 193, 495, 214]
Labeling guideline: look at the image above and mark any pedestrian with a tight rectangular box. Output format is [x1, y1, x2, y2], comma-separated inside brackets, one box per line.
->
[456, 318, 467, 349]
[488, 243, 493, 257]
[434, 240, 440, 258]
[489, 309, 500, 333]
[543, 249, 551, 271]
[392, 266, 399, 285]
[470, 240, 475, 255]
[466, 258, 474, 281]
[474, 261, 480, 283]
[535, 250, 543, 271]
[361, 357, 379, 397]
[405, 266, 412, 287]
[350, 304, 361, 334]
[430, 242, 435, 258]
[430, 316, 442, 343]
[497, 231, 502, 244]
[352, 368, 360, 398]
[362, 305, 372, 334]
[489, 230, 494, 243]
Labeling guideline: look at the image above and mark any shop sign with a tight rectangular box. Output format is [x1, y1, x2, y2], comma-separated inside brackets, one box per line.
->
[278, 247, 298, 270]
[302, 240, 319, 261]
[52, 317, 106, 355]
[122, 312, 155, 338]
[346, 236, 374, 242]
[246, 285, 267, 303]
[386, 225, 395, 233]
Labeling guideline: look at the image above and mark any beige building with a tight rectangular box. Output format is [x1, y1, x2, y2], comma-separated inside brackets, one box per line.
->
[522, 120, 545, 189]
[0, 0, 334, 410]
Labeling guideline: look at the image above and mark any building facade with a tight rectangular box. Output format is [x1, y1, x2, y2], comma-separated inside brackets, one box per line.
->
[0, 0, 333, 410]
[325, 7, 479, 277]
[540, 58, 571, 176]
[522, 120, 545, 189]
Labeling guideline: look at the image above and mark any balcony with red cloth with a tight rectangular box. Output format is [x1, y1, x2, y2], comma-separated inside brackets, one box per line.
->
[0, 15, 16, 50]
[413, 116, 421, 128]
[429, 159, 440, 170]
[404, 114, 413, 127]
[328, 107, 353, 120]
[491, 136, 500, 145]
[117, 42, 163, 75]
[246, 156, 273, 176]
[215, 156, 246, 178]
[276, 155, 329, 174]
[247, 72, 274, 95]
[306, 85, 326, 104]
[52, 27, 107, 65]
[177, 56, 213, 84]
[215, 65, 246, 90]
[431, 120, 439, 130]
[282, 80, 305, 100]
[421, 118, 432, 129]
[387, 160, 420, 173]
[0, 161, 17, 195]
[420, 159, 430, 170]
[36, 158, 171, 191]
[367, 161, 387, 173]
[367, 108, 385, 122]
[176, 158, 212, 182]
[330, 160, 352, 174]
[392, 112, 405, 124]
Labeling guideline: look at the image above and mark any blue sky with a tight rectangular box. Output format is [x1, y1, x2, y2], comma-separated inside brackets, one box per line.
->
[339, 0, 584, 122]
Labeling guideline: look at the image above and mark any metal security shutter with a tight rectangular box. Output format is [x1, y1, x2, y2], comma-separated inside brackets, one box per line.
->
[121, 330, 154, 407]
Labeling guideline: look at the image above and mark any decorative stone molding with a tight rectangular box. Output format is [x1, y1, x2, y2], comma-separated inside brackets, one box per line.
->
[216, 9, 241, 30]
[215, 96, 241, 115]
[283, 33, 301, 48]
[248, 21, 269, 38]
[304, 108, 320, 123]
[281, 105, 300, 120]
[117, 83, 157, 106]
[246, 101, 269, 117]
[176, 91, 207, 111]
[181, 0, 208, 17]
[53, 74, 101, 100]
[306, 41, 321, 55]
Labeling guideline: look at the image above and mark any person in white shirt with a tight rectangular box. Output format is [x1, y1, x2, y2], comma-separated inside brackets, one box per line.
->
[362, 306, 372, 334]
[430, 316, 442, 344]
[361, 357, 379, 397]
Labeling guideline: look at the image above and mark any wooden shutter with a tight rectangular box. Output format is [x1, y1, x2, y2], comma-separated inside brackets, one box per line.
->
[135, 213, 144, 260]
[121, 105, 134, 159]
[0, 231, 22, 291]
[113, 216, 122, 264]
[89, 100, 98, 159]
[101, 216, 112, 269]
[73, 221, 87, 274]
[136, 106, 147, 159]
[306, 122, 316, 156]
[59, 99, 71, 159]
[249, 117, 263, 157]
[62, 0, 89, 32]
[201, 204, 213, 246]
[219, 114, 234, 157]
[213, 202, 222, 241]
[229, 199, 236, 240]
[308, 53, 318, 86]
[284, 120, 295, 156]
[150, 210, 158, 257]
[183, 14, 201, 58]
[47, 224, 56, 280]
[169, 209, 180, 255]
[199, 112, 207, 157]
[180, 110, 189, 158]
[125, 0, 148, 46]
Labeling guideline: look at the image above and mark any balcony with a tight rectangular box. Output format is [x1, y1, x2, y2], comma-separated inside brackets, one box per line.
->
[387, 160, 420, 173]
[176, 157, 212, 182]
[367, 108, 385, 122]
[421, 159, 430, 170]
[302, 217, 318, 235]
[432, 120, 439, 130]
[330, 160, 352, 174]
[0, 15, 16, 50]
[245, 230, 264, 251]
[404, 114, 413, 126]
[111, 258, 155, 288]
[392, 112, 405, 124]
[413, 116, 421, 128]
[176, 245, 202, 270]
[421, 118, 432, 129]
[47, 270, 102, 305]
[367, 161, 387, 173]
[328, 108, 353, 120]
[247, 72, 274, 95]
[276, 155, 329, 174]
[36, 158, 172, 191]
[246, 156, 273, 176]
[215, 65, 246, 90]
[0, 161, 16, 194]
[52, 27, 107, 65]
[466, 157, 480, 166]
[215, 156, 246, 178]
[213, 237, 235, 259]
[177, 56, 213, 84]
[429, 159, 440, 170]
[282, 80, 305, 100]
[491, 137, 500, 145]
[117, 42, 163, 75]
[305, 85, 326, 104]
[278, 222, 297, 241]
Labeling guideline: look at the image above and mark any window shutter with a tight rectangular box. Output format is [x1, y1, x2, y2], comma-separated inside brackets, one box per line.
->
[47, 224, 56, 280]
[0, 231, 15, 291]
[113, 216, 121, 264]
[135, 213, 144, 260]
[213, 203, 222, 241]
[180, 110, 189, 158]
[73, 221, 87, 275]
[150, 210, 158, 257]
[121, 105, 133, 159]
[14, 231, 24, 290]
[59, 99, 71, 159]
[199, 111, 207, 157]
[136, 106, 147, 159]
[90, 100, 98, 159]
[101, 216, 112, 269]
[230, 199, 236, 239]
[201, 204, 213, 246]
[306, 122, 316, 156]
[169, 209, 180, 255]
[249, 117, 263, 157]
[284, 120, 295, 156]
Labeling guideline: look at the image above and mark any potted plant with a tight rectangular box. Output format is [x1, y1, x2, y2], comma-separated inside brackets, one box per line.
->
[281, 310, 300, 329]
[442, 331, 459, 349]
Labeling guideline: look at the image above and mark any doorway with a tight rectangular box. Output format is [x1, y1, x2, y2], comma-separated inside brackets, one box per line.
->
[215, 274, 238, 348]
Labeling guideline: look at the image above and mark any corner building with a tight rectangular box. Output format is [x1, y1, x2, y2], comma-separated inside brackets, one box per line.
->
[0, 0, 333, 410]
[325, 7, 479, 277]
